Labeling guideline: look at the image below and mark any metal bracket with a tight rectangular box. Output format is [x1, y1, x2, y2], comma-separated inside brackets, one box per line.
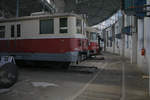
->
[0, 56, 16, 67]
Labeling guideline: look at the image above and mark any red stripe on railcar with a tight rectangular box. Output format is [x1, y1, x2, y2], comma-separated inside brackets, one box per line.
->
[0, 38, 88, 53]
[88, 42, 98, 50]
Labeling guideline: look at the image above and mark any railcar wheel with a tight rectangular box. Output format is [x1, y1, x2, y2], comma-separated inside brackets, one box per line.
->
[76, 54, 81, 64]
[61, 62, 70, 69]
[0, 63, 18, 88]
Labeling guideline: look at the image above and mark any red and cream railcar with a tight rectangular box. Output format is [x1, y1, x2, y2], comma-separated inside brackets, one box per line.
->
[0, 13, 88, 65]
[86, 27, 99, 56]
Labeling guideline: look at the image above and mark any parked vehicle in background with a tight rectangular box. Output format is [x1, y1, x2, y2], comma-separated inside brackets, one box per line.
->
[86, 27, 100, 56]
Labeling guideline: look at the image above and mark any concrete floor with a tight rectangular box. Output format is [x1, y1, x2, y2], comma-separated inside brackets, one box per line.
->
[0, 53, 149, 100]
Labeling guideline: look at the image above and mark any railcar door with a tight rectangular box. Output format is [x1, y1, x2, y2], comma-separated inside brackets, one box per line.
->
[59, 17, 68, 53]
[10, 24, 21, 52]
[16, 24, 21, 52]
[10, 25, 16, 52]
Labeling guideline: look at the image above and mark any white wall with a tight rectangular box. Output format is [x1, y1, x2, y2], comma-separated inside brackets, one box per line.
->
[124, 15, 132, 59]
[105, 26, 114, 53]
[143, 17, 150, 74]
[103, 1, 150, 74]
[115, 39, 121, 55]
[124, 35, 132, 58]
[105, 19, 123, 55]
[137, 19, 148, 74]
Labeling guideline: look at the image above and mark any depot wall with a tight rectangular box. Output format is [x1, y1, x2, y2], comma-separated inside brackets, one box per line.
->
[142, 17, 150, 74]
[103, 15, 150, 74]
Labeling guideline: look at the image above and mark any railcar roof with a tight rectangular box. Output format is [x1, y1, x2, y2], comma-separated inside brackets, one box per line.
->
[86, 27, 99, 32]
[0, 13, 82, 23]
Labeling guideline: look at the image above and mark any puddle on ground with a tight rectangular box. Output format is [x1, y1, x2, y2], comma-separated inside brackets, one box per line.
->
[31, 82, 59, 88]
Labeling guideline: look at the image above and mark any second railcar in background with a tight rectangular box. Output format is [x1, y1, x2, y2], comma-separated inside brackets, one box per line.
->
[0, 13, 88, 67]
[86, 27, 100, 56]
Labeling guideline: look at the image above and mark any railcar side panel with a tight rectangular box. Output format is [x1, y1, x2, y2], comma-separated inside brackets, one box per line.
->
[0, 13, 88, 63]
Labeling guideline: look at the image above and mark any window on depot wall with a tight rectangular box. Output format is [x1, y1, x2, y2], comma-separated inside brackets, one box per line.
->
[126, 35, 129, 48]
[0, 26, 5, 38]
[60, 18, 68, 33]
[40, 19, 54, 34]
[110, 40, 112, 47]
[107, 32, 109, 47]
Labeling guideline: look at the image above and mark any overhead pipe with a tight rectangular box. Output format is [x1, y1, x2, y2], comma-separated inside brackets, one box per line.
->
[16, 0, 19, 17]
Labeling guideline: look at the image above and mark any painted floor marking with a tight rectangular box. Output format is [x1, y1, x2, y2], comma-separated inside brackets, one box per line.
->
[69, 63, 108, 100]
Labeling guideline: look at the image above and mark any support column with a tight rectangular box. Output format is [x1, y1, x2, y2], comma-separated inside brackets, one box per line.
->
[112, 25, 115, 53]
[137, 19, 145, 68]
[103, 31, 107, 52]
[16, 0, 19, 17]
[146, 0, 150, 96]
[131, 16, 138, 64]
[121, 14, 125, 57]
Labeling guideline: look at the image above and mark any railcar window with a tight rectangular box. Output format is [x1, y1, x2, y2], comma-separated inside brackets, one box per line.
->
[91, 32, 97, 40]
[40, 19, 54, 34]
[86, 31, 90, 40]
[77, 19, 81, 26]
[76, 19, 82, 34]
[17, 24, 21, 37]
[11, 25, 15, 37]
[0, 26, 5, 38]
[60, 18, 68, 33]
